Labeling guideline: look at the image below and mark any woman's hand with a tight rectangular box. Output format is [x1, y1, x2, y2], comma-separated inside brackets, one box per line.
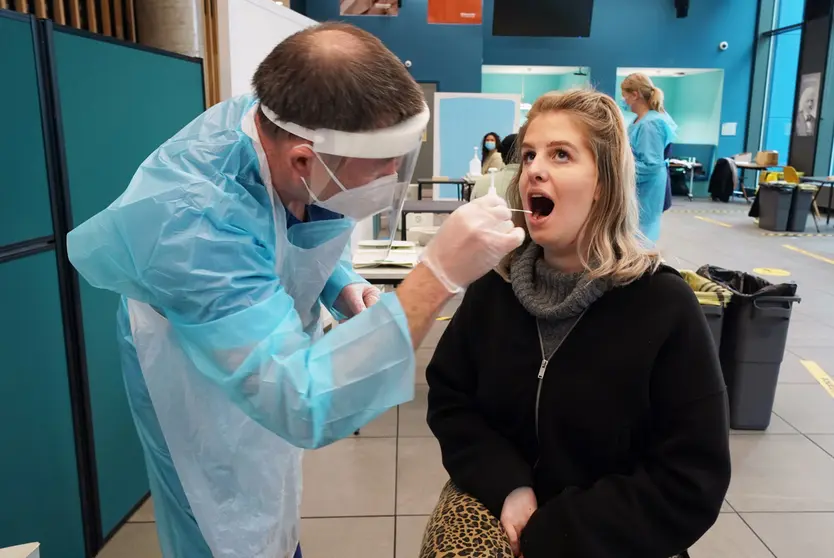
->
[500, 487, 538, 556]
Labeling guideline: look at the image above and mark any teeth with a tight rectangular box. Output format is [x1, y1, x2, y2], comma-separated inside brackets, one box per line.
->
[532, 194, 544, 198]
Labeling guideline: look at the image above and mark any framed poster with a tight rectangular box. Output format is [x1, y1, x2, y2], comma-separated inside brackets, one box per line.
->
[795, 72, 820, 138]
[339, 0, 399, 16]
[428, 0, 482, 24]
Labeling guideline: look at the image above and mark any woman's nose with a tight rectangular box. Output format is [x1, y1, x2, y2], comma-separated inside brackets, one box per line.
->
[526, 155, 548, 182]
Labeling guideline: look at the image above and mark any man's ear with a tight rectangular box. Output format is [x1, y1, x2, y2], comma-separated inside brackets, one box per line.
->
[288, 144, 314, 178]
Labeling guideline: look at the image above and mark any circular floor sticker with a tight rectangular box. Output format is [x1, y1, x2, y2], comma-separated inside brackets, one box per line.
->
[752, 267, 791, 277]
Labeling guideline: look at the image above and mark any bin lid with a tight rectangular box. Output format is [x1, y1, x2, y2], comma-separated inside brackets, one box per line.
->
[696, 265, 799, 299]
[760, 182, 794, 191]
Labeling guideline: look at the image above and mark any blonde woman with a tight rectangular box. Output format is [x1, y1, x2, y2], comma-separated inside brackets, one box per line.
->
[426, 90, 729, 558]
[621, 73, 677, 243]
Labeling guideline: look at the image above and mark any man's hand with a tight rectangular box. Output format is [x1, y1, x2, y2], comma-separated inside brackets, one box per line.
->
[420, 193, 525, 293]
[334, 283, 382, 319]
[501, 487, 538, 557]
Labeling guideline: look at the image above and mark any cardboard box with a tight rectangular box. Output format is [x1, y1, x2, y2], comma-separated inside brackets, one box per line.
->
[755, 151, 779, 167]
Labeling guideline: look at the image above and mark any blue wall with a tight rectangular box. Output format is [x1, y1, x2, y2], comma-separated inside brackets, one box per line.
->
[483, 0, 757, 158]
[481, 71, 592, 124]
[303, 0, 759, 158]
[304, 1, 483, 92]
[482, 73, 562, 102]
[673, 71, 725, 145]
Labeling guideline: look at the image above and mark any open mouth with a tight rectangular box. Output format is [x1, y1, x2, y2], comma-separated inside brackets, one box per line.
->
[528, 193, 555, 221]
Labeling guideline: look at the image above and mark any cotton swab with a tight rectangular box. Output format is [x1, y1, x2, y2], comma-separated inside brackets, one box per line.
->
[484, 168, 531, 213]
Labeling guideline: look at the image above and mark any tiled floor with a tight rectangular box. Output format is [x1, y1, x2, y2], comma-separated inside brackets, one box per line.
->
[100, 200, 834, 557]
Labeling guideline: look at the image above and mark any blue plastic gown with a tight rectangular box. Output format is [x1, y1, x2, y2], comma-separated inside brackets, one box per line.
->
[628, 111, 677, 243]
[67, 94, 416, 557]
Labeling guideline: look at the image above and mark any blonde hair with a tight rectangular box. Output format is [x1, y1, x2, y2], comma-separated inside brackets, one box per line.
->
[502, 89, 660, 285]
[621, 73, 665, 113]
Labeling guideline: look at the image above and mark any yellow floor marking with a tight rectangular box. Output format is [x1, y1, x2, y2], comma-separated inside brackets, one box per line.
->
[694, 215, 732, 228]
[800, 360, 834, 399]
[783, 244, 834, 265]
[752, 267, 791, 277]
[670, 208, 746, 214]
[763, 232, 834, 237]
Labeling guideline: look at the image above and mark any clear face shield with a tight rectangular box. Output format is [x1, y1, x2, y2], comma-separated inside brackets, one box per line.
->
[260, 105, 429, 225]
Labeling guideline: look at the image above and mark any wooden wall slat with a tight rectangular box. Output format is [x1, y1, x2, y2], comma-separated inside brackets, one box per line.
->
[52, 0, 65, 24]
[113, 0, 123, 39]
[125, 0, 135, 41]
[34, 0, 47, 17]
[204, 0, 220, 107]
[100, 0, 111, 35]
[85, 0, 97, 32]
[1, 0, 11, 10]
[14, 0, 27, 13]
[68, 0, 81, 28]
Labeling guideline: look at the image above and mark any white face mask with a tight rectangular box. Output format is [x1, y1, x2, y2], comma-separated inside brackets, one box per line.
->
[303, 173, 399, 221]
[300, 146, 401, 221]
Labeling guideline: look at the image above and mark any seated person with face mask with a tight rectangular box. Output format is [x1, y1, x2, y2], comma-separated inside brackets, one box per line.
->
[424, 90, 730, 558]
[471, 134, 519, 201]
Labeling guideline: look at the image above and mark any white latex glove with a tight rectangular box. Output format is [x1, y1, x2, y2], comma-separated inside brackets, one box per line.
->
[420, 193, 525, 293]
[500, 487, 538, 557]
[334, 283, 382, 319]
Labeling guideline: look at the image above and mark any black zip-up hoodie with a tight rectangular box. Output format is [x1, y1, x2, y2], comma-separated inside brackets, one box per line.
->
[426, 266, 731, 558]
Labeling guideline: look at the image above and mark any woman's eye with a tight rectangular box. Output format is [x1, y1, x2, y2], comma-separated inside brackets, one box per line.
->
[555, 149, 569, 161]
[522, 151, 535, 163]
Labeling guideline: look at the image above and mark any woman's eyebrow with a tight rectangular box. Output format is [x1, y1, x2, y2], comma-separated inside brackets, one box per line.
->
[521, 140, 578, 150]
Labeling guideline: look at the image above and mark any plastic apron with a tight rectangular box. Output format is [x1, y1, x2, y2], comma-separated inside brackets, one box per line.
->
[126, 107, 355, 558]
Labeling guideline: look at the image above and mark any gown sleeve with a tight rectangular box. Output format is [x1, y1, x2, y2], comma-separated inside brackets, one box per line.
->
[320, 241, 368, 317]
[67, 162, 415, 449]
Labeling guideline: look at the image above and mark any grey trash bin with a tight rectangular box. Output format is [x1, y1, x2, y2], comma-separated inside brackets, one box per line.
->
[697, 266, 800, 430]
[787, 185, 816, 232]
[757, 184, 793, 232]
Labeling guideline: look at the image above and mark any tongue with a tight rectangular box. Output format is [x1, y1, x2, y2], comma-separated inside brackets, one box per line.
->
[531, 197, 554, 217]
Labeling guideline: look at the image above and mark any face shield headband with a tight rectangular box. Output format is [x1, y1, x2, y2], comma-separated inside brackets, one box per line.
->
[259, 104, 430, 159]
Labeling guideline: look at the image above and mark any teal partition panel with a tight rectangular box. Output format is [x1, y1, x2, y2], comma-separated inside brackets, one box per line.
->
[0, 252, 86, 558]
[51, 28, 206, 538]
[0, 15, 53, 246]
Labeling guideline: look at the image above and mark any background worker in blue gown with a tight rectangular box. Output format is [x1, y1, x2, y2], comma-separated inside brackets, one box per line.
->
[621, 72, 678, 244]
[66, 22, 525, 558]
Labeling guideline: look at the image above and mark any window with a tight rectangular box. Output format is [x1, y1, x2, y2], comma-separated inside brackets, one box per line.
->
[759, 0, 804, 166]
[774, 0, 804, 29]
[762, 29, 802, 166]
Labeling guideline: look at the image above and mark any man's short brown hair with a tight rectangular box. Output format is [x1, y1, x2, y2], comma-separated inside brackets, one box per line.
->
[253, 22, 425, 137]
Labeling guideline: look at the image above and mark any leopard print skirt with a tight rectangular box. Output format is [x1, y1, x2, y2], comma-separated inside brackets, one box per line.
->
[420, 481, 514, 558]
[419, 481, 690, 558]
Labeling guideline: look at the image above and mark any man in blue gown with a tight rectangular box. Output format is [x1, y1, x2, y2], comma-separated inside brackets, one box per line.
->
[67, 22, 524, 558]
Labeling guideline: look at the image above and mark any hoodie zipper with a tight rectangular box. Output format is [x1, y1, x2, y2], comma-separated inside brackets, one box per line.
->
[534, 311, 587, 455]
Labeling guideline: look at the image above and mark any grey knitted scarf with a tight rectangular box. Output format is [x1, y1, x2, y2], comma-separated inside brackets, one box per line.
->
[510, 242, 612, 355]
